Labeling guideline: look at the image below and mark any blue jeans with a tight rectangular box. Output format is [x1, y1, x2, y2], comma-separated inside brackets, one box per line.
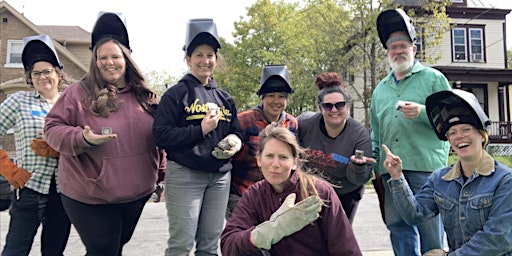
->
[382, 171, 444, 256]
[165, 161, 230, 256]
[2, 177, 71, 256]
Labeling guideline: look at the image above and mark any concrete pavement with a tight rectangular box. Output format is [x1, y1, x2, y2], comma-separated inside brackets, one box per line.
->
[0, 189, 393, 255]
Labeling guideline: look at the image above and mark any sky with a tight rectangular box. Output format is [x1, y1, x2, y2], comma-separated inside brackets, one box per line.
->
[7, 0, 256, 76]
[6, 0, 512, 77]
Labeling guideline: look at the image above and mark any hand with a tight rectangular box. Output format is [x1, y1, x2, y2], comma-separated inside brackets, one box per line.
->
[422, 249, 448, 256]
[201, 108, 220, 135]
[350, 155, 377, 166]
[82, 125, 117, 146]
[211, 134, 242, 159]
[250, 193, 322, 249]
[0, 149, 31, 189]
[398, 101, 421, 119]
[382, 144, 402, 179]
[30, 138, 60, 157]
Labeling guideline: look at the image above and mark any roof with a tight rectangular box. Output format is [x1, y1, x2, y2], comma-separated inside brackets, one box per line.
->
[434, 66, 512, 83]
[466, 0, 510, 9]
[38, 25, 90, 43]
[394, 0, 511, 10]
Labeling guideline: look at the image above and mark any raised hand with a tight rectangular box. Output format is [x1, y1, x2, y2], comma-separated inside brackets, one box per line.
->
[382, 144, 403, 179]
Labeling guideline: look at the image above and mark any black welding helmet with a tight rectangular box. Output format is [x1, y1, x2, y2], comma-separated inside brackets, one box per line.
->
[426, 89, 491, 141]
[91, 11, 130, 51]
[257, 65, 294, 96]
[21, 34, 62, 71]
[376, 8, 416, 49]
[183, 18, 221, 55]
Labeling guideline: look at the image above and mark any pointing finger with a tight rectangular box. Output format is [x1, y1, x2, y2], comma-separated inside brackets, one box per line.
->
[381, 144, 391, 155]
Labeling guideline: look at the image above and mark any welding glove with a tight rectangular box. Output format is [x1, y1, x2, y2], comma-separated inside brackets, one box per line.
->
[250, 193, 323, 250]
[422, 249, 448, 256]
[30, 138, 60, 157]
[212, 134, 242, 159]
[0, 149, 31, 189]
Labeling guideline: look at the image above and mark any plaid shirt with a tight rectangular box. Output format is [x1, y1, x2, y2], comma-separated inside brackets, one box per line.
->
[0, 90, 59, 194]
[230, 105, 298, 196]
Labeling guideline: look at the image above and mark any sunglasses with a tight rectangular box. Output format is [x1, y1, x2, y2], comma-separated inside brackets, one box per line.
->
[321, 101, 346, 111]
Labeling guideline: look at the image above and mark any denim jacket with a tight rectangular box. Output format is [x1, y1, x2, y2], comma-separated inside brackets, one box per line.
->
[388, 151, 512, 255]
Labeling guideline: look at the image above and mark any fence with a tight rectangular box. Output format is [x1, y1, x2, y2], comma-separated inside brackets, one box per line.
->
[487, 144, 512, 156]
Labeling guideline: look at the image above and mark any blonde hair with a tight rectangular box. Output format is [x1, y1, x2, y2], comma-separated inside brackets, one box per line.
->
[479, 129, 489, 147]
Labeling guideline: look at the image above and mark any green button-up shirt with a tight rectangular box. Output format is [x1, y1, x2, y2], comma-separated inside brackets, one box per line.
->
[370, 62, 451, 174]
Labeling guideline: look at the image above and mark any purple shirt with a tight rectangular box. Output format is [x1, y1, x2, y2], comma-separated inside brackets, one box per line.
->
[44, 83, 160, 204]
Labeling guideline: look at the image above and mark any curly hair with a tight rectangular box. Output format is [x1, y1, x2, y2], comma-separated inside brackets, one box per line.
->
[80, 37, 158, 118]
[314, 72, 352, 108]
[24, 66, 70, 91]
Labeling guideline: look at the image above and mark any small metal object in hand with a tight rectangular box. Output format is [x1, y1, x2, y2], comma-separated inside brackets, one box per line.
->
[207, 102, 218, 117]
[101, 127, 113, 135]
[395, 100, 406, 110]
[355, 150, 364, 159]
[217, 140, 230, 150]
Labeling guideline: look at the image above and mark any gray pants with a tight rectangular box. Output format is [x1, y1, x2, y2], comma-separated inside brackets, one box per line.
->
[164, 161, 230, 256]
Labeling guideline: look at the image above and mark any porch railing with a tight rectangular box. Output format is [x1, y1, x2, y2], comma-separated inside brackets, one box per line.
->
[489, 121, 512, 143]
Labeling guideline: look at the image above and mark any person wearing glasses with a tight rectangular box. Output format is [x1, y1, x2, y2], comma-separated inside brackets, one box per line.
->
[371, 8, 452, 256]
[44, 12, 163, 255]
[226, 64, 298, 219]
[0, 34, 72, 256]
[296, 72, 375, 223]
[383, 89, 512, 255]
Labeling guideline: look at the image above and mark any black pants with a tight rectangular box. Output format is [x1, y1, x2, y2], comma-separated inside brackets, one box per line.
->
[61, 194, 150, 256]
[335, 185, 365, 224]
[2, 176, 71, 256]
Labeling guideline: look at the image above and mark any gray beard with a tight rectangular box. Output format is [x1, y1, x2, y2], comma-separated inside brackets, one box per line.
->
[388, 55, 414, 74]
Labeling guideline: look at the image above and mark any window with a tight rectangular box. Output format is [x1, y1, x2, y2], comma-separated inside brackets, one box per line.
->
[5, 40, 23, 68]
[452, 26, 485, 63]
[414, 26, 424, 60]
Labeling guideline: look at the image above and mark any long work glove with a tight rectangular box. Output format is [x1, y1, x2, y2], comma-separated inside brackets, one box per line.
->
[250, 193, 323, 250]
[212, 134, 242, 159]
[0, 149, 31, 189]
[30, 138, 60, 157]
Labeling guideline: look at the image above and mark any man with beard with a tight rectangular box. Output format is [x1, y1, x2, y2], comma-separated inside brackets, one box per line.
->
[370, 8, 451, 256]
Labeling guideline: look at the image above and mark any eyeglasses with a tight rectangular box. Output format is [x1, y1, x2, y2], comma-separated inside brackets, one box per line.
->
[31, 69, 54, 79]
[321, 101, 346, 111]
[445, 126, 475, 139]
[388, 43, 412, 52]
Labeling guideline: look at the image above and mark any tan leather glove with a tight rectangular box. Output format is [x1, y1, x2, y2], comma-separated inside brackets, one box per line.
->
[422, 249, 448, 256]
[0, 149, 31, 189]
[30, 138, 60, 157]
[212, 134, 242, 159]
[250, 193, 323, 250]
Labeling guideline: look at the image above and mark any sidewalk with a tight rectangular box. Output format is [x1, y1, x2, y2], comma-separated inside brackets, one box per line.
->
[0, 189, 393, 255]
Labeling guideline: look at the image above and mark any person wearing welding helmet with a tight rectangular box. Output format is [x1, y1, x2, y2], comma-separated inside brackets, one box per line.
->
[383, 89, 512, 255]
[371, 8, 452, 255]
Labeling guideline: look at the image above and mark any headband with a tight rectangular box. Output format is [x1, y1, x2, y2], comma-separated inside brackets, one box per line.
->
[386, 35, 412, 48]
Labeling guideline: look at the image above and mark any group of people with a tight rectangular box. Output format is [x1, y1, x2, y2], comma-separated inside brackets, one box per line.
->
[0, 7, 511, 256]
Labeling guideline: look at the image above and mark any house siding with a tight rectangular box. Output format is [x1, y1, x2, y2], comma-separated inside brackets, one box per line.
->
[429, 18, 506, 68]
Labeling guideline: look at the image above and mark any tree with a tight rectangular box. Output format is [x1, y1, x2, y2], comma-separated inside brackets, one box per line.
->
[144, 70, 180, 97]
[508, 49, 512, 69]
[215, 0, 353, 115]
[212, 0, 452, 126]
